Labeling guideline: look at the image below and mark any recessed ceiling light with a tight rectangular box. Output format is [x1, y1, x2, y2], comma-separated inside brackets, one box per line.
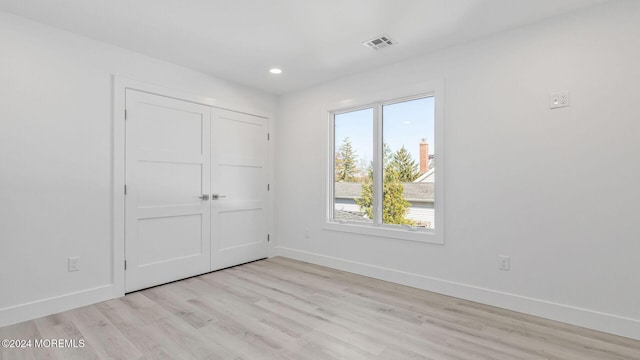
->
[270, 68, 283, 74]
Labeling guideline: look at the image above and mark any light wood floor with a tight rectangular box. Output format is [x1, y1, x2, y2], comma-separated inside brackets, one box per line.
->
[1, 257, 639, 359]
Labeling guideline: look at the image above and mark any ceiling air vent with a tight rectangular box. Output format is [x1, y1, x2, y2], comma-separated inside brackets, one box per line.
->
[363, 35, 395, 50]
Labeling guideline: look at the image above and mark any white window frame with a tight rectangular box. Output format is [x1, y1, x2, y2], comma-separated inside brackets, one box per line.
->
[325, 81, 444, 244]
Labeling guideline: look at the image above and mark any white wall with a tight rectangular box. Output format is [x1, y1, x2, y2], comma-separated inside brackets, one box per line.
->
[0, 12, 276, 326]
[274, 0, 640, 340]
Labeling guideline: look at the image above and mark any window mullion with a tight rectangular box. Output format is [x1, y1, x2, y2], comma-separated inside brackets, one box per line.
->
[372, 104, 383, 225]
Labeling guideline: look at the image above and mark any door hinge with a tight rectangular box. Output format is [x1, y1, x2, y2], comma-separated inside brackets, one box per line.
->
[124, 260, 127, 270]
[124, 184, 127, 195]
[267, 184, 270, 191]
[124, 109, 127, 120]
[267, 133, 270, 140]
[267, 234, 270, 242]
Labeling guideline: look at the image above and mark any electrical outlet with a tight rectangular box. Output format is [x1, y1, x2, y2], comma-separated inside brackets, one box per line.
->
[550, 91, 570, 109]
[68, 257, 80, 272]
[498, 255, 510, 271]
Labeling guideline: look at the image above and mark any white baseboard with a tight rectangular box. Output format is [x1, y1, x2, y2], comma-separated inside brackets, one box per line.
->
[273, 246, 640, 340]
[0, 285, 116, 328]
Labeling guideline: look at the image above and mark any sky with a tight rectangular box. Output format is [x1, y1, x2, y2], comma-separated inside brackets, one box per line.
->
[334, 96, 435, 167]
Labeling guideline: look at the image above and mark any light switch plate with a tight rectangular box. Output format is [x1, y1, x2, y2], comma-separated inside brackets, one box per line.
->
[68, 257, 80, 272]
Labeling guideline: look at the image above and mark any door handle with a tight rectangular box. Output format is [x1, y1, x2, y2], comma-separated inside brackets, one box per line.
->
[212, 194, 227, 200]
[199, 194, 210, 201]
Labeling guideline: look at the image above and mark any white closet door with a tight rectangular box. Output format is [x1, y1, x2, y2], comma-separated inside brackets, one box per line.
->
[125, 90, 211, 292]
[210, 108, 268, 270]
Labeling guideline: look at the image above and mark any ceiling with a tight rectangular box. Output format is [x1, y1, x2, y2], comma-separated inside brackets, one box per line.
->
[0, 0, 611, 94]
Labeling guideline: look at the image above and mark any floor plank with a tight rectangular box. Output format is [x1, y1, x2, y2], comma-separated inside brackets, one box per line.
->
[2, 257, 639, 359]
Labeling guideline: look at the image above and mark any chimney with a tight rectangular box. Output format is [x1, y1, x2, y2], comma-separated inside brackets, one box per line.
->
[419, 139, 429, 174]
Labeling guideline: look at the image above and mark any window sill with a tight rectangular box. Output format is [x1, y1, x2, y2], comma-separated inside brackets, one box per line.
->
[324, 221, 444, 244]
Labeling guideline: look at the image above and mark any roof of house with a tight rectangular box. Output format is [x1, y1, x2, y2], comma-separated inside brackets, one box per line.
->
[333, 210, 371, 222]
[403, 183, 434, 202]
[334, 182, 363, 199]
[414, 168, 435, 183]
[335, 181, 434, 202]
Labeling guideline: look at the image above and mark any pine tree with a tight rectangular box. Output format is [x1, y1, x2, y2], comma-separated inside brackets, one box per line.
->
[382, 168, 412, 224]
[391, 146, 420, 182]
[356, 163, 374, 219]
[335, 137, 358, 182]
[356, 144, 412, 224]
[382, 143, 393, 169]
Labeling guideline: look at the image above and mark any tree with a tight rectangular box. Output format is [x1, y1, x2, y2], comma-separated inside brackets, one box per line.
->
[391, 146, 420, 182]
[356, 144, 412, 225]
[335, 137, 358, 182]
[356, 166, 374, 218]
[381, 168, 412, 224]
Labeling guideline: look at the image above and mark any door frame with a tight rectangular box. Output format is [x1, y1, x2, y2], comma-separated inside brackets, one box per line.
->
[112, 76, 273, 296]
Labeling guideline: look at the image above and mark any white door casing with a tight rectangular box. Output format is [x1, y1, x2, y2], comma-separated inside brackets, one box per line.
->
[210, 108, 269, 270]
[125, 90, 212, 292]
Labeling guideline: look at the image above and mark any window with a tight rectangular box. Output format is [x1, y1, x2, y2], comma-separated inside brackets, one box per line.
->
[328, 92, 442, 243]
[333, 107, 374, 224]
